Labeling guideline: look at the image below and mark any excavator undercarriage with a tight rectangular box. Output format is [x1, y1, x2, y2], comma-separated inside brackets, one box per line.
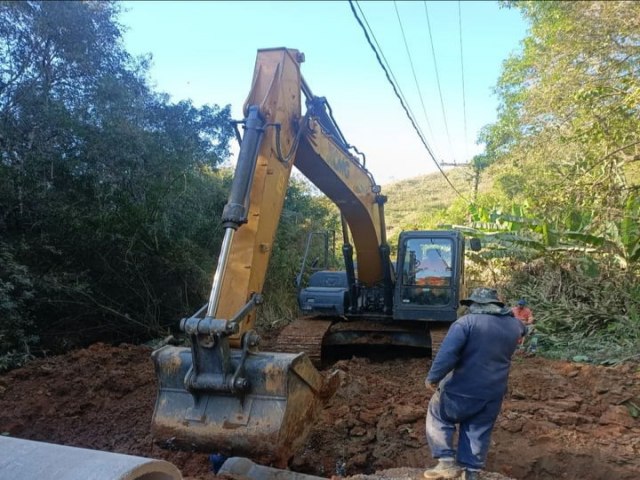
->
[275, 317, 450, 366]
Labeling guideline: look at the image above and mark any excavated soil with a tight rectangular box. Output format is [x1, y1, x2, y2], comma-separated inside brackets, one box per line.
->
[0, 342, 639, 480]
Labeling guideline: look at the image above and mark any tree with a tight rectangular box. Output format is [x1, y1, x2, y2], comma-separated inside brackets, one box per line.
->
[0, 1, 234, 360]
[479, 1, 640, 259]
[463, 2, 640, 358]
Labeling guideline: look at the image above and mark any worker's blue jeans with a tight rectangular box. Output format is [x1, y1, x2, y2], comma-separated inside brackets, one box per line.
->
[426, 388, 503, 470]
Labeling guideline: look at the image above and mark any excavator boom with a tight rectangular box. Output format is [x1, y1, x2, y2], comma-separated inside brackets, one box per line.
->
[150, 48, 367, 464]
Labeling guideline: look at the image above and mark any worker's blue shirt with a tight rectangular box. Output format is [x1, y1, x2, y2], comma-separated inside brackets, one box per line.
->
[427, 311, 525, 400]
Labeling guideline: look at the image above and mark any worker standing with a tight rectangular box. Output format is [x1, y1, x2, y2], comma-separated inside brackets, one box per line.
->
[423, 287, 525, 480]
[512, 299, 536, 354]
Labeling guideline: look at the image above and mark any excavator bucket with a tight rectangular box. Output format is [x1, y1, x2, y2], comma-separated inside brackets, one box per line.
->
[151, 345, 337, 466]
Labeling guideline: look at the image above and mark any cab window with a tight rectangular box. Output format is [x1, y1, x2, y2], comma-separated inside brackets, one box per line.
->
[400, 238, 453, 306]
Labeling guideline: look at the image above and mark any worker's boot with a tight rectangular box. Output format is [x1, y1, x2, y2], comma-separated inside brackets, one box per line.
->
[462, 468, 481, 480]
[423, 458, 462, 479]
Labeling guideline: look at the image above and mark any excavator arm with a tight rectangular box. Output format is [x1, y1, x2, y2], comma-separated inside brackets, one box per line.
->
[296, 95, 389, 287]
[212, 48, 304, 336]
[217, 47, 390, 342]
[151, 47, 387, 465]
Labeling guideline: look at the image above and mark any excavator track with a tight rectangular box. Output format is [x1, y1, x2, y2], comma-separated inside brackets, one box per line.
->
[274, 317, 334, 366]
[429, 324, 450, 358]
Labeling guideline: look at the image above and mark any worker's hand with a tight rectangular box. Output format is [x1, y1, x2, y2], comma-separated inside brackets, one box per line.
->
[424, 378, 438, 393]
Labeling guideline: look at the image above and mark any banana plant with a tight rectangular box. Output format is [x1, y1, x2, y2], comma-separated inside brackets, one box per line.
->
[445, 197, 640, 268]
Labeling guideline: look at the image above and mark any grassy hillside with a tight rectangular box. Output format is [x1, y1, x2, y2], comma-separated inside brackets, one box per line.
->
[381, 166, 492, 243]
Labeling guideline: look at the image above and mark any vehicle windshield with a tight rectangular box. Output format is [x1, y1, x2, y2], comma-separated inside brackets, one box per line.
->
[400, 238, 453, 306]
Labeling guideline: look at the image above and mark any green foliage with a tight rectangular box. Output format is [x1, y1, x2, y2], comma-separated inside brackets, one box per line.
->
[447, 1, 640, 361]
[0, 243, 37, 371]
[0, 2, 354, 361]
[485, 1, 640, 231]
[382, 167, 485, 248]
[457, 179, 640, 269]
[0, 1, 234, 355]
[502, 258, 640, 364]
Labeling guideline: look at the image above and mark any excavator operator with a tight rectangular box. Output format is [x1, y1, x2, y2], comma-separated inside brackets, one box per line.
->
[412, 248, 451, 305]
[416, 249, 450, 285]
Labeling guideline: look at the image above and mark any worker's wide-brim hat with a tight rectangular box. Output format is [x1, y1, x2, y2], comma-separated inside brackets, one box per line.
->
[460, 287, 505, 307]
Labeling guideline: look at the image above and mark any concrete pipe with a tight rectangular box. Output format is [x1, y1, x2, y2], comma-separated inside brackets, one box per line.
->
[218, 457, 326, 480]
[0, 436, 182, 480]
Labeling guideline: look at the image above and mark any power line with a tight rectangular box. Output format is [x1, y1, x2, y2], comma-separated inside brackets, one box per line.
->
[458, 1, 469, 163]
[349, 0, 468, 201]
[353, 1, 426, 156]
[423, 1, 456, 164]
[350, 0, 466, 200]
[352, 1, 436, 161]
[392, 0, 438, 155]
[353, 2, 420, 136]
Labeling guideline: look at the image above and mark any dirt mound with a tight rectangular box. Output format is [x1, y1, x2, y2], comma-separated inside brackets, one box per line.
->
[1, 344, 639, 479]
[290, 355, 640, 480]
[0, 343, 211, 477]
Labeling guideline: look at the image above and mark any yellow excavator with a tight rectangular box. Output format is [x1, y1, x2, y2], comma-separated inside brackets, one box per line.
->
[151, 48, 479, 466]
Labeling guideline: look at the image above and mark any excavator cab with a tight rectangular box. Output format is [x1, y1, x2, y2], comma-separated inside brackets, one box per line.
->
[393, 230, 478, 353]
[393, 230, 466, 321]
[295, 229, 472, 325]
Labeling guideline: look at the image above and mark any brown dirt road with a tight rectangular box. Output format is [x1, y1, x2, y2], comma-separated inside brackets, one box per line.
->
[0, 343, 638, 480]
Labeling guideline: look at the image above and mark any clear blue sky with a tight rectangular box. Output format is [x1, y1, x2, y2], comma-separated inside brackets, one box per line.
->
[120, 1, 527, 185]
